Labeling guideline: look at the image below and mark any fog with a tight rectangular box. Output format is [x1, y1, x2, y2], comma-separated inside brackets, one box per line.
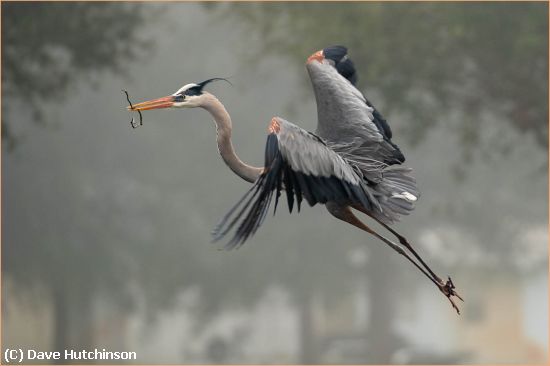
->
[2, 2, 548, 364]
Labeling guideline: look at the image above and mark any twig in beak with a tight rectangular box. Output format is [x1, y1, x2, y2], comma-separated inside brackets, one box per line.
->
[122, 90, 143, 128]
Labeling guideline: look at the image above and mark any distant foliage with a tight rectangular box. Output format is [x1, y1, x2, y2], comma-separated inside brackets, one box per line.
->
[1, 2, 150, 148]
[210, 2, 548, 150]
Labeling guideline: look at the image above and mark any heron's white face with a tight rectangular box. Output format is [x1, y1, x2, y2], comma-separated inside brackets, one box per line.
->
[171, 95, 202, 108]
[171, 83, 204, 108]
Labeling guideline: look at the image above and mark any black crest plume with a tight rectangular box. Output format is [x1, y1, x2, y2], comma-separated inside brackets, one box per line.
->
[183, 77, 232, 97]
[196, 77, 232, 92]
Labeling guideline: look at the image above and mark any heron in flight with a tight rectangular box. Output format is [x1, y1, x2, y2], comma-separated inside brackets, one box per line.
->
[128, 46, 463, 313]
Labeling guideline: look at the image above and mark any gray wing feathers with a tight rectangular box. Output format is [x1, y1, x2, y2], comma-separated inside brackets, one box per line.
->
[307, 62, 402, 166]
[276, 119, 360, 185]
[278, 119, 418, 225]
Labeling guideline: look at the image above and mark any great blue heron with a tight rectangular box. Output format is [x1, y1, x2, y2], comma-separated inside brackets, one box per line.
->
[128, 46, 463, 313]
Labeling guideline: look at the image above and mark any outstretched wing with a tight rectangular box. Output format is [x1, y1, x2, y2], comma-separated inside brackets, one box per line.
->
[212, 117, 377, 250]
[322, 46, 395, 142]
[306, 55, 405, 166]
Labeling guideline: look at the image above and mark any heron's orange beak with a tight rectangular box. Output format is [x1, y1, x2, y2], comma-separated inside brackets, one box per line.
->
[307, 50, 324, 64]
[127, 96, 175, 111]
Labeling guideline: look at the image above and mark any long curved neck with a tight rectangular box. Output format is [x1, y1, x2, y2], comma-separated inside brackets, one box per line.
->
[200, 93, 262, 183]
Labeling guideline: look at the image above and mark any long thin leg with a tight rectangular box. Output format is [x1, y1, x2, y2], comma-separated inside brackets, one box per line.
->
[352, 203, 444, 284]
[328, 203, 462, 314]
[371, 215, 442, 283]
[368, 214, 463, 303]
[327, 203, 440, 287]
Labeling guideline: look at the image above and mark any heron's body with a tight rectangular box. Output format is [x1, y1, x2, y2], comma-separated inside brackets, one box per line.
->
[128, 46, 462, 313]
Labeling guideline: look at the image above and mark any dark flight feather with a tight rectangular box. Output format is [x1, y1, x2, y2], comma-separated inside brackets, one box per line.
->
[212, 125, 375, 250]
[323, 45, 358, 86]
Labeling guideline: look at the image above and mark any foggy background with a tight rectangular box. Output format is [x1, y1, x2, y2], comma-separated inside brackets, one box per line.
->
[2, 2, 548, 364]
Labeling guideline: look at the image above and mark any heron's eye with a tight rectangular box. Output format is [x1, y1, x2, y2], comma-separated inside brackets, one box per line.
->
[174, 94, 186, 102]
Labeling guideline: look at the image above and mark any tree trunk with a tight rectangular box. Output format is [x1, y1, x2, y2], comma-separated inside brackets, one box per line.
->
[51, 277, 96, 364]
[72, 285, 95, 356]
[52, 282, 69, 365]
[297, 287, 317, 364]
[365, 245, 403, 364]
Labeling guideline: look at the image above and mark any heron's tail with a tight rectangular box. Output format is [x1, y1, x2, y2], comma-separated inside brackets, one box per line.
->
[370, 165, 420, 224]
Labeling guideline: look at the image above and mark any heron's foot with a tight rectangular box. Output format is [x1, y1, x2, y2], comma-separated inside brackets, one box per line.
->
[437, 276, 463, 315]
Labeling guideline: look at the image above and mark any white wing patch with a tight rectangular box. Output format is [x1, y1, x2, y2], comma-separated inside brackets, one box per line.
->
[391, 191, 418, 202]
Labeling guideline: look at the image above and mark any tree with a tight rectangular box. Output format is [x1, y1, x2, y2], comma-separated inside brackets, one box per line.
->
[2, 2, 149, 354]
[1, 2, 150, 149]
[209, 2, 548, 151]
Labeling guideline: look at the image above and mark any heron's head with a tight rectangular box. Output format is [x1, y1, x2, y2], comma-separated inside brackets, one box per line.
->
[128, 78, 230, 111]
[306, 45, 357, 85]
